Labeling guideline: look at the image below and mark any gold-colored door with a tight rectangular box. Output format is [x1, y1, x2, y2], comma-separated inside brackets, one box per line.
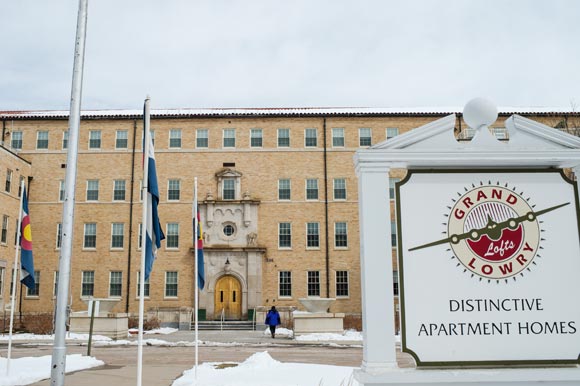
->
[214, 276, 242, 320]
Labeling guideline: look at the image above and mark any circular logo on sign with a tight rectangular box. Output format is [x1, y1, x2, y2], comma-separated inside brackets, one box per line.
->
[448, 185, 539, 280]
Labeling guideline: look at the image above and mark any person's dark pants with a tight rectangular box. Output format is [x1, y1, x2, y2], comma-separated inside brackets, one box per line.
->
[269, 325, 276, 338]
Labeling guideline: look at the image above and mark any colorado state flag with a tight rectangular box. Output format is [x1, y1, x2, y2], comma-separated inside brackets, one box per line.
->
[20, 187, 35, 289]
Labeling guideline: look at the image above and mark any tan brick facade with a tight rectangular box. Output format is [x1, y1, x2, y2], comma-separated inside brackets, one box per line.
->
[0, 109, 574, 321]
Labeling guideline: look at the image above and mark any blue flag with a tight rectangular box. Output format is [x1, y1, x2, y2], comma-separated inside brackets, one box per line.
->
[20, 187, 35, 289]
[145, 136, 164, 281]
[195, 209, 205, 290]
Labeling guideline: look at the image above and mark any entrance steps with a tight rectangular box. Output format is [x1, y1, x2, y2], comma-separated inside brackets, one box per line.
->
[191, 320, 256, 331]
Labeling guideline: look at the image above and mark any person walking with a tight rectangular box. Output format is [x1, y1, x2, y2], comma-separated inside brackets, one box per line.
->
[265, 306, 281, 338]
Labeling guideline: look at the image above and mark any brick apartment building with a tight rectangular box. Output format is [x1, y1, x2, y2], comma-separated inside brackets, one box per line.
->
[0, 107, 576, 323]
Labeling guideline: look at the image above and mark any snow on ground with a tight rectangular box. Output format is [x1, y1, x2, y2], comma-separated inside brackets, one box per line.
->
[128, 327, 178, 335]
[295, 329, 362, 342]
[261, 327, 294, 338]
[0, 354, 103, 386]
[0, 333, 111, 341]
[172, 351, 359, 386]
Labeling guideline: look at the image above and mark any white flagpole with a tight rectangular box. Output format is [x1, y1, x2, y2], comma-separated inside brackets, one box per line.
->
[137, 96, 151, 386]
[51, 1, 88, 385]
[194, 177, 199, 381]
[6, 179, 25, 375]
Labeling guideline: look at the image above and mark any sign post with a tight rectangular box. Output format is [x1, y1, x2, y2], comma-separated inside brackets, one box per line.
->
[354, 99, 580, 385]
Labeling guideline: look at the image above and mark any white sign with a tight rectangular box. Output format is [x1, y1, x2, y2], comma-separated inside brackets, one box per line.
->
[398, 170, 580, 366]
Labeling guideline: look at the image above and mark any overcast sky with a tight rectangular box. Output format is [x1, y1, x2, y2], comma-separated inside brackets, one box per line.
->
[1, 0, 579, 111]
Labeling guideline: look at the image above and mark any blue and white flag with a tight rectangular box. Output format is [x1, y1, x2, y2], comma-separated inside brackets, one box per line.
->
[145, 135, 164, 281]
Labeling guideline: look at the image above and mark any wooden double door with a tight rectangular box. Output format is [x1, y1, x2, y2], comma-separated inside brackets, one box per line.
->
[214, 276, 242, 320]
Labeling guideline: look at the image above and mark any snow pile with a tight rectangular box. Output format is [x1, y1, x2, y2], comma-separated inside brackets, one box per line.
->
[128, 327, 178, 335]
[172, 351, 358, 386]
[0, 354, 103, 386]
[262, 327, 293, 338]
[295, 329, 362, 342]
[0, 333, 111, 341]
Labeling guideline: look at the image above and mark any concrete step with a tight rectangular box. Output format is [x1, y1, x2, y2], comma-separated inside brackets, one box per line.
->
[191, 321, 256, 331]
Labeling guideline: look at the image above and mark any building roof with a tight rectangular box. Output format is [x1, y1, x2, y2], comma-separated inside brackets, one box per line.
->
[0, 106, 578, 120]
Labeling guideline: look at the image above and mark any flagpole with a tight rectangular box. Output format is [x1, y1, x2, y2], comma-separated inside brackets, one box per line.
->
[137, 96, 151, 386]
[194, 177, 199, 381]
[51, 1, 88, 385]
[6, 179, 25, 375]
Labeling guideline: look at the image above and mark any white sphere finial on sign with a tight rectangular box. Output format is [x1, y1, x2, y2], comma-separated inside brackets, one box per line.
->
[463, 97, 498, 129]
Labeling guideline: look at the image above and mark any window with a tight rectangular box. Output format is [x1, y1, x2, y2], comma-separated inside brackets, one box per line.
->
[165, 271, 178, 297]
[5, 169, 12, 193]
[84, 223, 97, 249]
[279, 223, 291, 248]
[89, 130, 101, 149]
[391, 220, 397, 246]
[393, 271, 399, 296]
[332, 128, 345, 147]
[335, 222, 348, 248]
[336, 271, 349, 297]
[10, 269, 15, 297]
[62, 130, 69, 149]
[493, 127, 508, 140]
[86, 180, 99, 201]
[279, 271, 292, 297]
[307, 222, 320, 248]
[109, 271, 122, 297]
[386, 127, 399, 139]
[13, 219, 18, 245]
[359, 128, 372, 147]
[81, 271, 94, 297]
[138, 223, 143, 249]
[250, 129, 263, 147]
[56, 223, 62, 249]
[305, 128, 317, 147]
[307, 271, 320, 297]
[11, 131, 22, 150]
[27, 271, 40, 297]
[306, 179, 318, 200]
[169, 129, 182, 148]
[59, 180, 65, 201]
[223, 129, 236, 147]
[222, 179, 235, 200]
[116, 130, 128, 149]
[111, 223, 124, 249]
[137, 271, 150, 297]
[168, 179, 180, 201]
[278, 179, 291, 200]
[113, 180, 126, 201]
[196, 129, 208, 148]
[277, 128, 290, 147]
[0, 267, 4, 296]
[1, 215, 8, 244]
[54, 271, 59, 297]
[333, 178, 346, 200]
[18, 176, 24, 198]
[389, 178, 400, 200]
[166, 223, 179, 248]
[36, 131, 49, 149]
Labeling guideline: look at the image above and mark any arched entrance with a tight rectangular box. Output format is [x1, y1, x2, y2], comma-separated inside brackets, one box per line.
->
[214, 275, 242, 320]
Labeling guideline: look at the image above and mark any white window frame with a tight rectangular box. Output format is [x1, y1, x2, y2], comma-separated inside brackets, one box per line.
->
[359, 128, 372, 147]
[332, 128, 345, 147]
[305, 128, 317, 147]
[62, 130, 69, 149]
[83, 223, 97, 249]
[136, 271, 150, 298]
[307, 271, 321, 297]
[116, 130, 128, 149]
[306, 178, 318, 200]
[386, 127, 399, 139]
[166, 223, 179, 249]
[277, 128, 290, 147]
[81, 271, 95, 297]
[167, 179, 181, 201]
[111, 223, 124, 249]
[169, 129, 182, 148]
[113, 180, 126, 201]
[278, 179, 291, 201]
[109, 271, 123, 298]
[11, 131, 22, 150]
[335, 270, 349, 298]
[56, 223, 62, 249]
[86, 180, 99, 201]
[278, 222, 292, 249]
[278, 271, 292, 298]
[306, 222, 320, 249]
[36, 131, 49, 149]
[333, 178, 347, 200]
[223, 129, 236, 148]
[250, 128, 263, 148]
[334, 222, 348, 248]
[89, 130, 101, 149]
[164, 271, 178, 298]
[196, 129, 209, 148]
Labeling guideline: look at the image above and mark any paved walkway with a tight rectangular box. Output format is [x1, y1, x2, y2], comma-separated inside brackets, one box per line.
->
[4, 330, 409, 386]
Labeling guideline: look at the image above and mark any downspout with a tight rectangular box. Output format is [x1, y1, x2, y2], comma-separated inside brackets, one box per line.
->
[125, 119, 137, 313]
[323, 118, 330, 298]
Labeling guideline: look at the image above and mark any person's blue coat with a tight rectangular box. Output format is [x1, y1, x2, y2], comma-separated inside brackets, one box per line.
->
[265, 310, 281, 326]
